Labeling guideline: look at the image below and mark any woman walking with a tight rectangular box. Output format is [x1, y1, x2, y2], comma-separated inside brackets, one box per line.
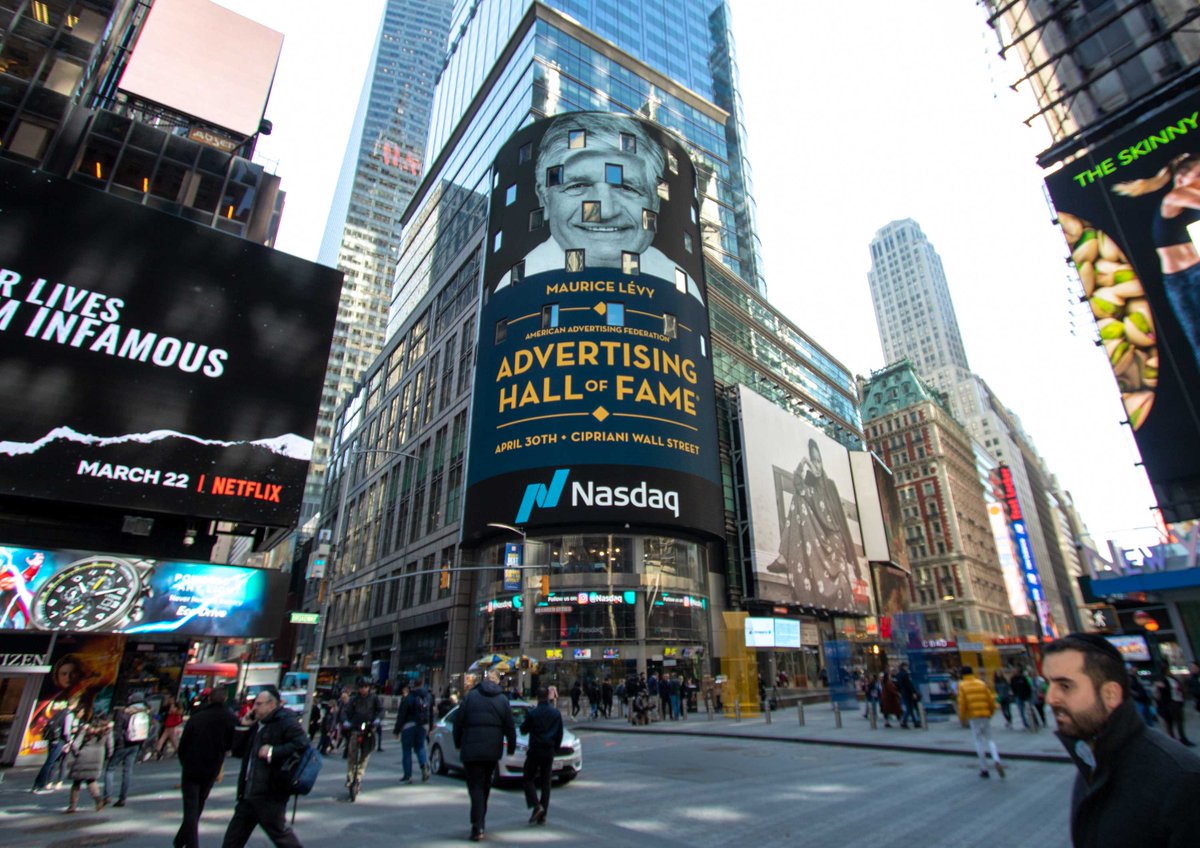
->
[993, 670, 1013, 728]
[66, 711, 113, 813]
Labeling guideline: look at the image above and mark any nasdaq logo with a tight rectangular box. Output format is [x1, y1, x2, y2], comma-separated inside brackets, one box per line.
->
[515, 469, 570, 523]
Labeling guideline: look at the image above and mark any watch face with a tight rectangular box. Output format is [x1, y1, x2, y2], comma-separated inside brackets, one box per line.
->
[31, 556, 142, 632]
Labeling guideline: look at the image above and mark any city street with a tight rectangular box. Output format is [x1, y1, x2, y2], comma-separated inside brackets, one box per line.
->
[0, 721, 1074, 847]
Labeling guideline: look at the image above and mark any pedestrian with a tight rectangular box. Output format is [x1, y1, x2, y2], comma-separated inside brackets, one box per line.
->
[1155, 665, 1195, 746]
[569, 679, 581, 718]
[520, 687, 563, 826]
[156, 695, 185, 759]
[175, 687, 236, 848]
[646, 673, 658, 720]
[1010, 665, 1040, 729]
[104, 694, 151, 807]
[1188, 662, 1200, 714]
[862, 673, 880, 720]
[318, 700, 337, 754]
[437, 688, 459, 720]
[1044, 633, 1200, 846]
[956, 666, 1004, 778]
[65, 710, 113, 812]
[661, 673, 673, 719]
[601, 678, 614, 719]
[587, 679, 601, 720]
[220, 686, 307, 848]
[897, 663, 922, 728]
[880, 672, 902, 728]
[31, 700, 72, 794]
[453, 669, 516, 841]
[993, 669, 1013, 728]
[1128, 666, 1156, 726]
[668, 674, 682, 720]
[394, 676, 433, 784]
[339, 677, 383, 797]
[546, 682, 559, 712]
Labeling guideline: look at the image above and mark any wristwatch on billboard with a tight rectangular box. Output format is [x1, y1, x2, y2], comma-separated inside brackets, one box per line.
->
[30, 555, 155, 632]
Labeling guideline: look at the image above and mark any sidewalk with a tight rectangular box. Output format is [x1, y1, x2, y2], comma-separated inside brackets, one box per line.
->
[569, 702, 1072, 763]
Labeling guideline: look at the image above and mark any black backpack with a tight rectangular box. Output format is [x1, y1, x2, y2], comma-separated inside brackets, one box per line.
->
[42, 711, 66, 743]
[412, 689, 432, 726]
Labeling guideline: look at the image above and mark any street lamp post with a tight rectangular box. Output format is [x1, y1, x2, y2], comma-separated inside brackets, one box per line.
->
[487, 522, 534, 695]
[303, 446, 419, 724]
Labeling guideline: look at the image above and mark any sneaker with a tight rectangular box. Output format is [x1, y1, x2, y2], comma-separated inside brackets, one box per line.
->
[979, 770, 990, 779]
[537, 808, 547, 825]
[399, 777, 413, 785]
[114, 799, 126, 807]
[421, 765, 430, 782]
[32, 787, 53, 795]
[529, 805, 543, 824]
[995, 763, 1006, 779]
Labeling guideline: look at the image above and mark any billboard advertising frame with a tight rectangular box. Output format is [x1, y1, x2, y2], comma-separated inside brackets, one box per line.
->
[463, 113, 723, 540]
[736, 384, 873, 615]
[0, 159, 342, 526]
[1043, 90, 1200, 520]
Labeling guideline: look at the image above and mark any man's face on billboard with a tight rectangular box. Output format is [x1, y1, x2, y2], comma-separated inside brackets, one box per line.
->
[541, 143, 659, 267]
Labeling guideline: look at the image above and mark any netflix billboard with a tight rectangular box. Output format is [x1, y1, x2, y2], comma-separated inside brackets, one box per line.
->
[0, 160, 342, 526]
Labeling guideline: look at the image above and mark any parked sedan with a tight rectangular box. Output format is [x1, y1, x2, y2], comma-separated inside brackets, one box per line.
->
[428, 700, 583, 784]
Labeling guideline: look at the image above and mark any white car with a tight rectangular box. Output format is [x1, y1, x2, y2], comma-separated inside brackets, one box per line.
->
[428, 700, 582, 784]
[279, 690, 309, 717]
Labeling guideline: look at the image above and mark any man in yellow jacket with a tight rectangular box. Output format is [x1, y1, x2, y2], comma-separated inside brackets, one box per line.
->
[958, 665, 1006, 779]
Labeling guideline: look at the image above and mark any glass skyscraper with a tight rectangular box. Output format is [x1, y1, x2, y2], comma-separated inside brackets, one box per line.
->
[315, 0, 863, 686]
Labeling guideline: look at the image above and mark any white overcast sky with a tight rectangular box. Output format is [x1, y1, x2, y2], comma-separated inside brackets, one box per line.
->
[214, 0, 1160, 548]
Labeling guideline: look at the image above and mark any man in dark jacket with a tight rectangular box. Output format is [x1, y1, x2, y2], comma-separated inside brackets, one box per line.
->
[175, 688, 236, 848]
[520, 687, 563, 825]
[338, 677, 382, 796]
[220, 686, 308, 848]
[393, 677, 433, 784]
[453, 672, 516, 842]
[896, 662, 921, 728]
[103, 695, 149, 806]
[1044, 633, 1200, 847]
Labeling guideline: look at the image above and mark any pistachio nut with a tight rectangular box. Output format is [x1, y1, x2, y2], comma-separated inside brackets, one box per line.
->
[1077, 260, 1096, 297]
[1090, 288, 1126, 319]
[1123, 391, 1154, 431]
[1096, 318, 1125, 341]
[1098, 231, 1127, 263]
[1141, 356, 1159, 389]
[1116, 350, 1143, 393]
[1072, 230, 1099, 264]
[1123, 307, 1155, 347]
[1104, 337, 1134, 373]
[1059, 213, 1083, 244]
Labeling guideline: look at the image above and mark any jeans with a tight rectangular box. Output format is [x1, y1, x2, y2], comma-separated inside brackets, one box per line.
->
[220, 797, 303, 848]
[522, 752, 554, 813]
[32, 739, 65, 790]
[464, 761, 496, 834]
[670, 694, 681, 719]
[901, 699, 921, 726]
[1164, 263, 1200, 371]
[345, 732, 372, 787]
[1015, 698, 1038, 728]
[400, 725, 427, 780]
[104, 744, 139, 801]
[968, 717, 1002, 771]
[174, 777, 214, 848]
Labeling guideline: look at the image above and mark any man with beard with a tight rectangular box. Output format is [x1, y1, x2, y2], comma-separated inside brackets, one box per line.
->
[1043, 633, 1200, 847]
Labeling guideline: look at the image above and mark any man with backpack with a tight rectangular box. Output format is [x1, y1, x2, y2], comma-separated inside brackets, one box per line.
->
[104, 695, 151, 807]
[175, 688, 236, 848]
[221, 686, 307, 848]
[394, 676, 433, 784]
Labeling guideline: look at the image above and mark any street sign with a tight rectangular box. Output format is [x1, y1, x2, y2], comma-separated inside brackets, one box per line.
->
[289, 611, 320, 625]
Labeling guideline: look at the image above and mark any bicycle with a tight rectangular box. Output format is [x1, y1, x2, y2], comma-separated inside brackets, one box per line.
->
[345, 721, 376, 802]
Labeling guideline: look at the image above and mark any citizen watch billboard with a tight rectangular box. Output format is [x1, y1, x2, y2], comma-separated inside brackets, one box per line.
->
[0, 159, 342, 526]
[463, 114, 723, 540]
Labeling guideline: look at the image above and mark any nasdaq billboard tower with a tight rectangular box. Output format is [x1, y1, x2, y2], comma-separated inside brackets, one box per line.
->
[464, 114, 723, 541]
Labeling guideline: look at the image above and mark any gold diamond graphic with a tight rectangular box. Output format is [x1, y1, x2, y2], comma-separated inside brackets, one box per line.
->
[592, 406, 610, 421]
[593, 302, 607, 315]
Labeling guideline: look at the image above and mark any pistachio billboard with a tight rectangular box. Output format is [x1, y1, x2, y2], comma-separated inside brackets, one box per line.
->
[463, 114, 723, 541]
[1043, 90, 1200, 522]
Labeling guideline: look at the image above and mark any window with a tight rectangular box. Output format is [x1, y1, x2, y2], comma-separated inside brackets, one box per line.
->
[675, 267, 687, 294]
[505, 184, 516, 206]
[518, 142, 532, 164]
[529, 208, 544, 230]
[582, 200, 601, 223]
[511, 261, 524, 284]
[605, 163, 623, 185]
[546, 165, 563, 187]
[568, 129, 585, 149]
[565, 249, 584, 272]
[606, 303, 625, 326]
[494, 320, 507, 344]
[683, 232, 693, 253]
[643, 210, 657, 232]
[621, 252, 639, 275]
[492, 231, 502, 252]
[541, 304, 559, 328]
[7, 121, 50, 159]
[663, 313, 677, 339]
[656, 178, 669, 200]
[666, 150, 678, 174]
[619, 132, 636, 153]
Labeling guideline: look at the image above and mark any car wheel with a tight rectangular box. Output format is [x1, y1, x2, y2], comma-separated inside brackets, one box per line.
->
[430, 744, 448, 776]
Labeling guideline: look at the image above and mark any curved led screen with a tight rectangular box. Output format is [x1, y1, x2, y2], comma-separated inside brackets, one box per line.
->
[463, 114, 722, 540]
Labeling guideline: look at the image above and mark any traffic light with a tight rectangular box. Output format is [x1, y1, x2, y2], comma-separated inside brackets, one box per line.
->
[439, 567, 450, 590]
[539, 575, 550, 596]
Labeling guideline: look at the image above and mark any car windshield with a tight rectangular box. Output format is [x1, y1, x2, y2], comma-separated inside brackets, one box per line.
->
[440, 703, 529, 726]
